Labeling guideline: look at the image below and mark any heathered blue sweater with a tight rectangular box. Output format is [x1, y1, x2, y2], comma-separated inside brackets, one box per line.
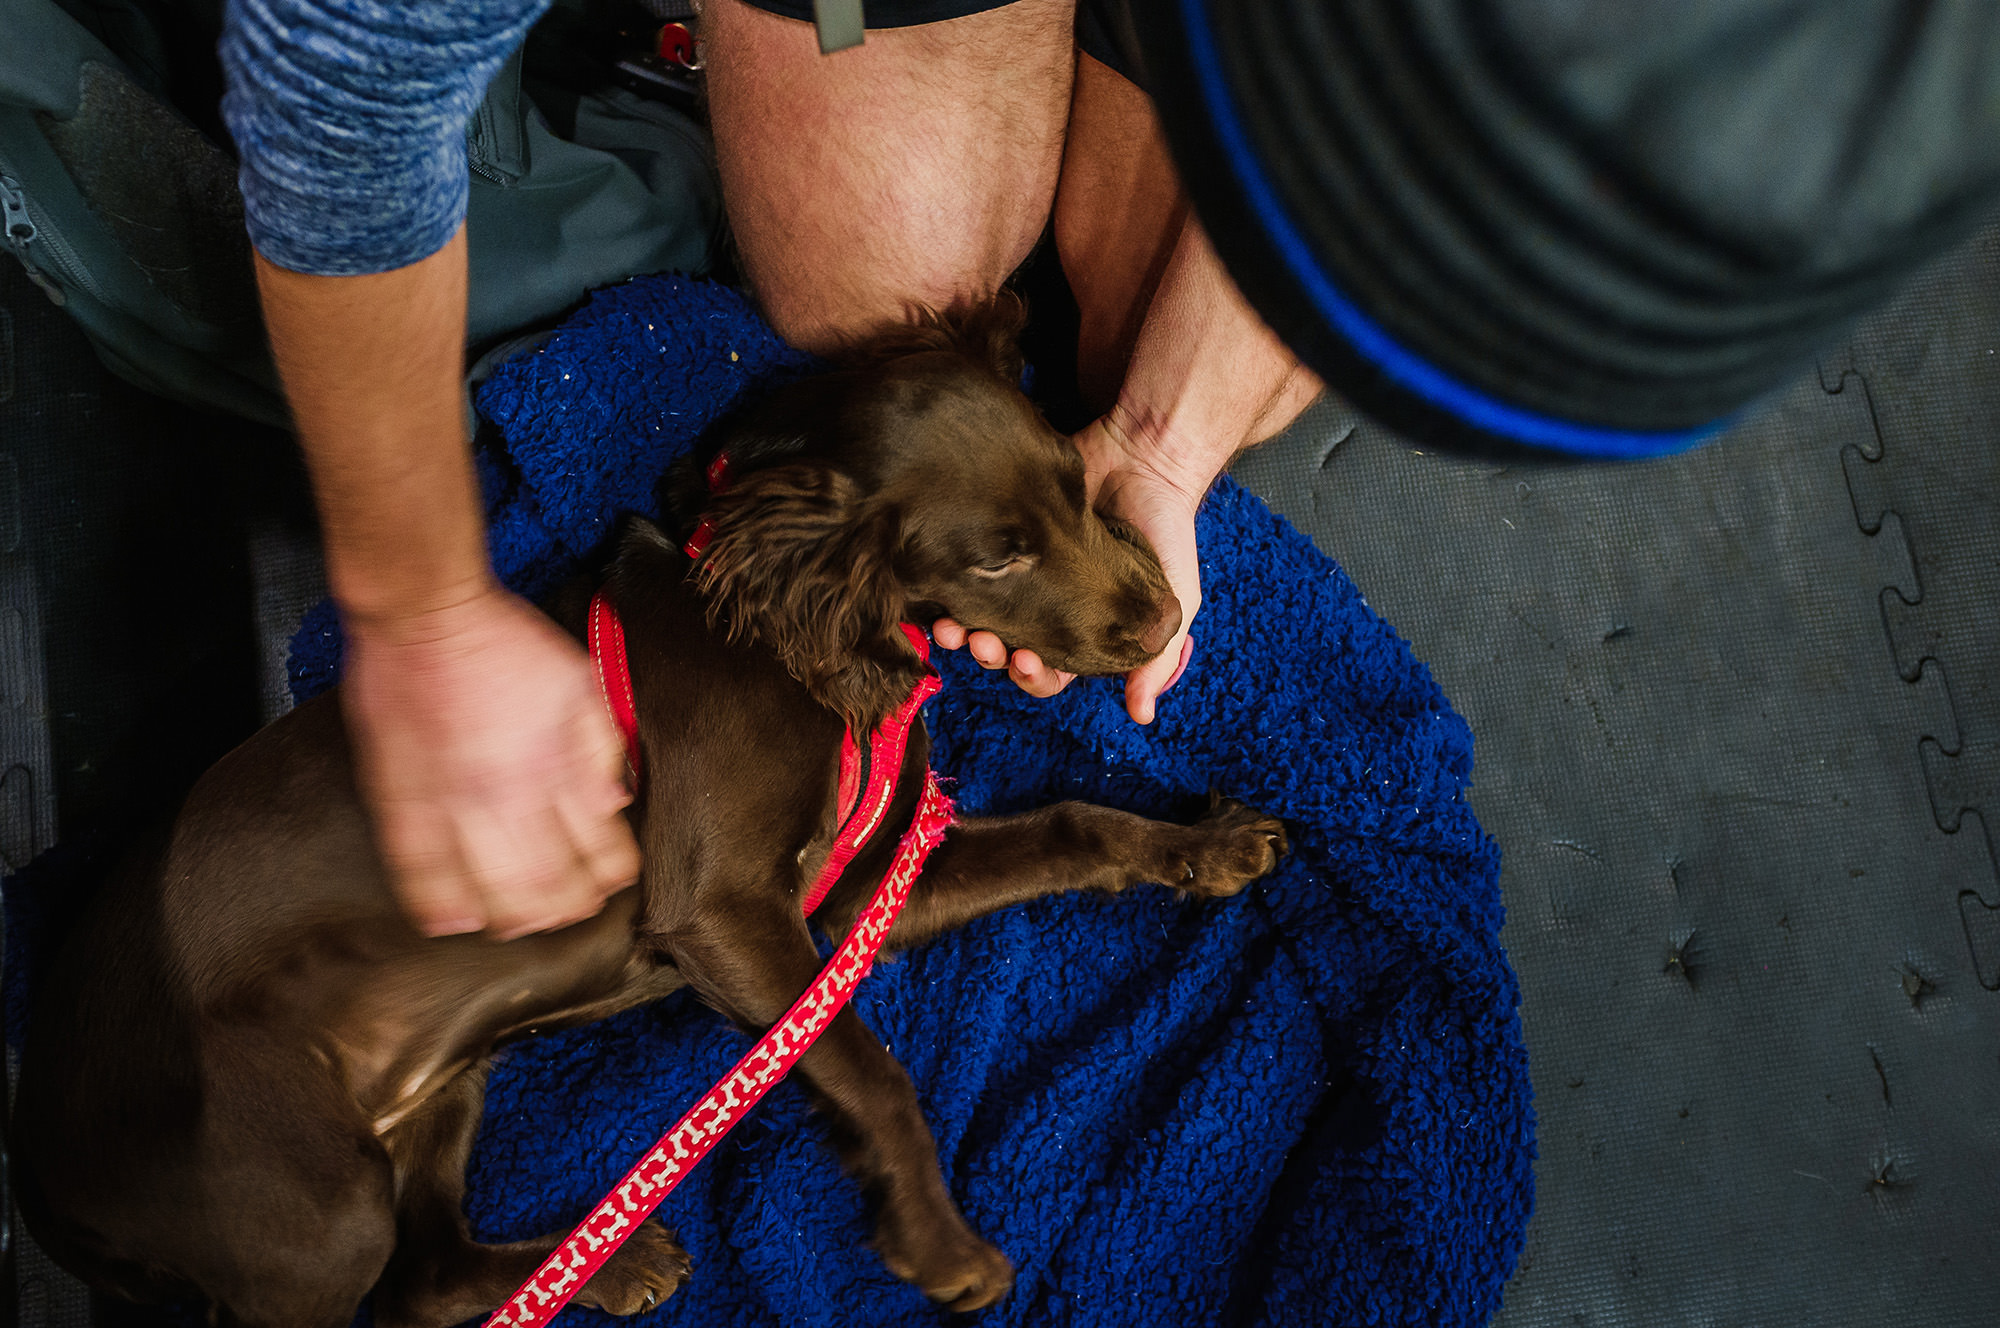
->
[219, 0, 550, 275]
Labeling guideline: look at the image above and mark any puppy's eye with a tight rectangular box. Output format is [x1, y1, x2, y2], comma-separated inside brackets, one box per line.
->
[970, 556, 1025, 580]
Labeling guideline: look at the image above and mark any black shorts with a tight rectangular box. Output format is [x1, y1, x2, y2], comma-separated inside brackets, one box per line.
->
[738, 0, 1136, 85]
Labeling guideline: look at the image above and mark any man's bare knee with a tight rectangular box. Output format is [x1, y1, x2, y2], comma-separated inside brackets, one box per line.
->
[706, 0, 1074, 352]
[749, 253, 1005, 354]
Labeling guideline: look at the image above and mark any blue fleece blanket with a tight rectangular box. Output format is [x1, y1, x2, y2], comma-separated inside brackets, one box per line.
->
[25, 273, 1534, 1327]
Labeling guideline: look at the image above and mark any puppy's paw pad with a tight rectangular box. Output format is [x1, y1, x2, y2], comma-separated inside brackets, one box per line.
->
[878, 1218, 1014, 1312]
[1179, 798, 1288, 897]
[926, 1241, 1014, 1313]
[580, 1220, 692, 1315]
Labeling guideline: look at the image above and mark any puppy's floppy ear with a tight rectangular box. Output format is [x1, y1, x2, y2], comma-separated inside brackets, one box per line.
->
[694, 462, 922, 730]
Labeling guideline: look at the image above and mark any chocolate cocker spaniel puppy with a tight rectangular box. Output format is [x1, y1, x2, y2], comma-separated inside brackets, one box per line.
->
[13, 296, 1286, 1327]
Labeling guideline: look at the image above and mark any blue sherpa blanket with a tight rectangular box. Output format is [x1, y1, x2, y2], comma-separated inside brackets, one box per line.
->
[10, 274, 1534, 1327]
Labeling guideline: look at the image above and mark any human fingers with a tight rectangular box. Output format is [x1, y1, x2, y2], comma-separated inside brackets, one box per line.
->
[1123, 634, 1195, 725]
[376, 804, 485, 937]
[554, 786, 641, 906]
[1007, 648, 1075, 698]
[1114, 500, 1202, 724]
[341, 586, 636, 938]
[1071, 416, 1209, 723]
[940, 619, 1075, 700]
[967, 630, 1010, 669]
[566, 699, 640, 887]
[459, 803, 602, 941]
[932, 617, 969, 651]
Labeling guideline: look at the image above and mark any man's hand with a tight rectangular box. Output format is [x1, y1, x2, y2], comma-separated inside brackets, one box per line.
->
[1075, 412, 1202, 722]
[342, 585, 640, 938]
[934, 211, 1317, 720]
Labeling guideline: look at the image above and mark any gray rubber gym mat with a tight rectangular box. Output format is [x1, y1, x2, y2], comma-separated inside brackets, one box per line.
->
[1231, 225, 2000, 1324]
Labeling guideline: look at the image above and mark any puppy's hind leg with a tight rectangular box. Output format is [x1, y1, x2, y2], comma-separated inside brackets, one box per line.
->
[666, 899, 1014, 1313]
[191, 1087, 399, 1328]
[370, 1063, 691, 1328]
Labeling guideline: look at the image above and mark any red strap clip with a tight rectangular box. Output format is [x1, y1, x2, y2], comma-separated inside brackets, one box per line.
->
[682, 451, 735, 560]
[657, 22, 697, 68]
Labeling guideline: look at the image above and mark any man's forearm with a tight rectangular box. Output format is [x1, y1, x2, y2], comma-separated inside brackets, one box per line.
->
[1110, 217, 1319, 488]
[254, 226, 493, 631]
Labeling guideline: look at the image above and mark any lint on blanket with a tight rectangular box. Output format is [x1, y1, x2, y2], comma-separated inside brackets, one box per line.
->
[294, 274, 1537, 1327]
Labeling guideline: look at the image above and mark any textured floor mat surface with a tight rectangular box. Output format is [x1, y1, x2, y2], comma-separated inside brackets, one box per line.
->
[1232, 227, 2000, 1325]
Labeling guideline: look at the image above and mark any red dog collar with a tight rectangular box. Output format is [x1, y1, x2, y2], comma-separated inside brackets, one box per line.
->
[802, 622, 939, 914]
[588, 591, 642, 778]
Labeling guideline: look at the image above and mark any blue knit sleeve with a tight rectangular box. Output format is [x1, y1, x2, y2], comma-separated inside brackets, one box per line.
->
[219, 0, 551, 276]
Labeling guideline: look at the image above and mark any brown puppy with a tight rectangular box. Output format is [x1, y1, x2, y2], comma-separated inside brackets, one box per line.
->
[12, 298, 1286, 1328]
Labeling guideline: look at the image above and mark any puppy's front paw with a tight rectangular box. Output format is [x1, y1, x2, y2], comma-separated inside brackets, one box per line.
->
[1173, 796, 1288, 898]
[579, 1219, 692, 1315]
[876, 1210, 1014, 1312]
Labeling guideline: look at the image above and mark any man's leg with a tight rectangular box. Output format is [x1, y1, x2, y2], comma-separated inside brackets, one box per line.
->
[1052, 51, 1185, 414]
[703, 0, 1076, 354]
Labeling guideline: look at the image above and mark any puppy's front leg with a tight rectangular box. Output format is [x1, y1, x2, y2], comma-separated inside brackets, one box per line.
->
[822, 797, 1287, 954]
[665, 901, 1014, 1313]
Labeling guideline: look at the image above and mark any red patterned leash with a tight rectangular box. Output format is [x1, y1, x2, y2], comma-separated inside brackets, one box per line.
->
[489, 594, 948, 1326]
[484, 773, 952, 1326]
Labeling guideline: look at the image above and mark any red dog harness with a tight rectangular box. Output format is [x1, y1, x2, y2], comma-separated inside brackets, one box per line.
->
[486, 586, 949, 1327]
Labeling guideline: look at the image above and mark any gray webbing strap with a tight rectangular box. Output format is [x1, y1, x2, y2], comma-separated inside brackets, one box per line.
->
[813, 0, 865, 54]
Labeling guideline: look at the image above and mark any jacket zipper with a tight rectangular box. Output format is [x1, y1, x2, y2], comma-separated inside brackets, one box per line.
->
[0, 172, 107, 307]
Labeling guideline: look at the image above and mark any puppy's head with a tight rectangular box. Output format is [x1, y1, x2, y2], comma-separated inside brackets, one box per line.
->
[691, 295, 1180, 727]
